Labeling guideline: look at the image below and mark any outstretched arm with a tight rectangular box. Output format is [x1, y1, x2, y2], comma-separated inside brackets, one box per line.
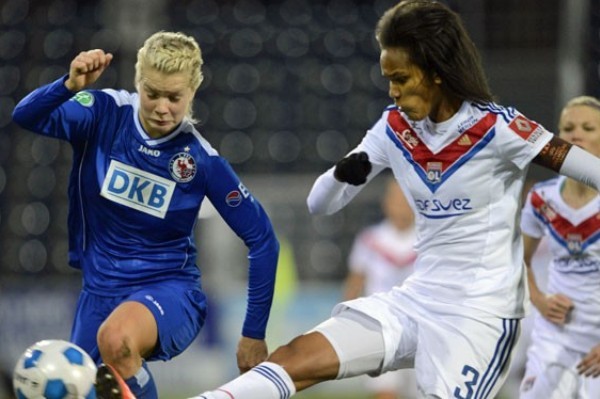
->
[533, 135, 600, 190]
[307, 152, 385, 215]
[205, 157, 279, 373]
[12, 49, 113, 140]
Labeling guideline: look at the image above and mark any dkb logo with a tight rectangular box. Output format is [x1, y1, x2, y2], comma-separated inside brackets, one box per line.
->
[101, 160, 175, 218]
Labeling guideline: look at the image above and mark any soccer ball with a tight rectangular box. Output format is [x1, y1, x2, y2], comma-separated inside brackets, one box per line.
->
[13, 339, 97, 399]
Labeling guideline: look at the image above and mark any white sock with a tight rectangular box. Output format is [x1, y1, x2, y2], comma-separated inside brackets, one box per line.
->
[189, 362, 296, 399]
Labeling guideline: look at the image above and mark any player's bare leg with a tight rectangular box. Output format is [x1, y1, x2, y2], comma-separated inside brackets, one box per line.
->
[96, 302, 158, 399]
[190, 331, 339, 399]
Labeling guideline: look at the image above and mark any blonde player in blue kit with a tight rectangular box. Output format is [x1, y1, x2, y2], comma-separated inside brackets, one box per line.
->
[519, 96, 600, 398]
[189, 1, 600, 399]
[12, 31, 280, 399]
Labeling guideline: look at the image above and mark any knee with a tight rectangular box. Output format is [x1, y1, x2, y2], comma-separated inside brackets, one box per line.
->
[267, 333, 339, 387]
[97, 321, 137, 366]
[268, 336, 305, 365]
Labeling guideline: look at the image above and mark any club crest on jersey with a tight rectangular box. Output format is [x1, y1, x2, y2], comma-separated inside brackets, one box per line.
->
[169, 152, 196, 183]
[567, 234, 583, 254]
[426, 162, 442, 183]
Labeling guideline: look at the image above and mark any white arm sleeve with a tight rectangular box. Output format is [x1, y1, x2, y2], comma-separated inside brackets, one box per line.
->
[306, 163, 386, 215]
[559, 145, 600, 191]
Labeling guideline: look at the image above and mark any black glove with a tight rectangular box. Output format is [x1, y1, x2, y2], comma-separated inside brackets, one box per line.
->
[333, 152, 372, 185]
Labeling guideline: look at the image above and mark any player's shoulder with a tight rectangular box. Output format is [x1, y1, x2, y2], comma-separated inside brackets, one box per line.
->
[87, 88, 135, 105]
[470, 101, 517, 122]
[475, 101, 552, 148]
[173, 123, 232, 178]
[528, 177, 560, 201]
[68, 89, 137, 114]
[370, 104, 398, 131]
[384, 104, 397, 113]
[470, 101, 541, 128]
[180, 123, 219, 158]
[531, 177, 559, 192]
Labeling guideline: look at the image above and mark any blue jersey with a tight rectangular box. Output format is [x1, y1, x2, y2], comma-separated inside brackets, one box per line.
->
[12, 76, 279, 338]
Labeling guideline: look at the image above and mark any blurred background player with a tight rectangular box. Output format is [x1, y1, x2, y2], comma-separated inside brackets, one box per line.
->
[11, 31, 279, 399]
[343, 178, 417, 399]
[519, 95, 600, 398]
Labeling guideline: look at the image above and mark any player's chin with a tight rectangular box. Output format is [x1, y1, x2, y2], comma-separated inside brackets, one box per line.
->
[150, 122, 175, 136]
[404, 111, 426, 121]
[399, 106, 425, 121]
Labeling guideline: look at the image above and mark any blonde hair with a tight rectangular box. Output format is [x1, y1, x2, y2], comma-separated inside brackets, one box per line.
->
[135, 31, 204, 121]
[563, 96, 600, 112]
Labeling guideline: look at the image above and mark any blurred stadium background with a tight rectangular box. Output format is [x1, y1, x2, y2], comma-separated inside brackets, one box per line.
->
[1, 0, 599, 398]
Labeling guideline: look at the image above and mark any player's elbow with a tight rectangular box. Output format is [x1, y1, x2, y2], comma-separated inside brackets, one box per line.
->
[12, 103, 32, 129]
[257, 225, 280, 255]
[306, 197, 336, 215]
[307, 196, 325, 215]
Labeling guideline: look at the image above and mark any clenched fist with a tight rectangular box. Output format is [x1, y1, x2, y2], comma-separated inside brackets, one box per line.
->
[334, 152, 372, 185]
[64, 49, 113, 92]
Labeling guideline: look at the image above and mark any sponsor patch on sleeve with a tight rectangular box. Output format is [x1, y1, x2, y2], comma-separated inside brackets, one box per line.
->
[225, 190, 242, 207]
[70, 91, 95, 107]
[508, 115, 544, 143]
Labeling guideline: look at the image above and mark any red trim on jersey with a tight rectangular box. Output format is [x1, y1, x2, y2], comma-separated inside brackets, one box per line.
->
[216, 389, 235, 399]
[530, 191, 600, 240]
[387, 110, 497, 172]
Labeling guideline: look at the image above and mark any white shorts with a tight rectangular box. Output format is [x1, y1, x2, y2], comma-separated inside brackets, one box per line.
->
[364, 369, 418, 397]
[312, 287, 520, 398]
[520, 335, 600, 399]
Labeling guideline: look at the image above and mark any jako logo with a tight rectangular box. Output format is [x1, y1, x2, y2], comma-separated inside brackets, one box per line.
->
[138, 144, 160, 157]
[100, 160, 175, 218]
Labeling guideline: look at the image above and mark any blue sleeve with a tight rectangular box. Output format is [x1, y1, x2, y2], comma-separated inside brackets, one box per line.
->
[12, 75, 96, 145]
[205, 156, 279, 339]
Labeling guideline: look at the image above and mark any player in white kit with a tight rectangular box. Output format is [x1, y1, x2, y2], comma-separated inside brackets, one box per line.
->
[343, 178, 417, 399]
[189, 1, 600, 398]
[519, 96, 600, 399]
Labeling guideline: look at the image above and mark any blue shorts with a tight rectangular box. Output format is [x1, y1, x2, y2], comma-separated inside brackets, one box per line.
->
[70, 281, 207, 363]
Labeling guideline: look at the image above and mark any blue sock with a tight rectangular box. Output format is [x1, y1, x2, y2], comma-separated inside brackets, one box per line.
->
[125, 361, 158, 399]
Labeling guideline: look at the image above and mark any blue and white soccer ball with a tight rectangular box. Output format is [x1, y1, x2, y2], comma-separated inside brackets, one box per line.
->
[13, 339, 97, 399]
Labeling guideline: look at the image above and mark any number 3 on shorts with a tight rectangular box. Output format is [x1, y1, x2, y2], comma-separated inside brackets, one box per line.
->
[453, 365, 480, 399]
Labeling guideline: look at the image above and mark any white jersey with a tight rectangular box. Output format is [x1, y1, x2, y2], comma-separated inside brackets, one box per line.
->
[308, 101, 553, 318]
[521, 177, 600, 352]
[348, 220, 416, 295]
